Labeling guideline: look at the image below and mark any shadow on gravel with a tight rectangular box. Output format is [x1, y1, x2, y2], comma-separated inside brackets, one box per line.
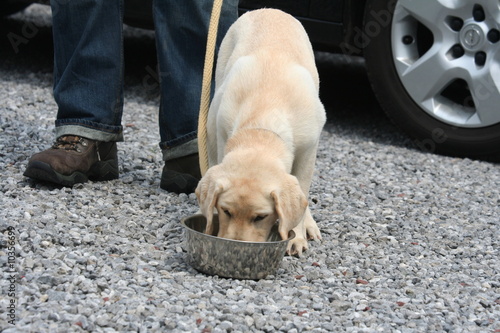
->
[316, 52, 412, 149]
[1, 7, 411, 149]
[0, 14, 53, 74]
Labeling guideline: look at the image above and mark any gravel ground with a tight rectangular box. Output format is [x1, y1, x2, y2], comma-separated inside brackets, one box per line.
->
[1, 5, 499, 333]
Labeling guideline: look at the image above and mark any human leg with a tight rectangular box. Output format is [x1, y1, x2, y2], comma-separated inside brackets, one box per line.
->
[152, 0, 238, 193]
[24, 0, 124, 186]
[52, 0, 125, 141]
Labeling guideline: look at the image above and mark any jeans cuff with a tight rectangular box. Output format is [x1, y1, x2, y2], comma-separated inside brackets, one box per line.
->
[55, 125, 124, 142]
[162, 138, 199, 161]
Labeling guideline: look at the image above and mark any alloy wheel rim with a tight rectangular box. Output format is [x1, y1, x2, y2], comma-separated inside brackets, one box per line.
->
[391, 0, 500, 128]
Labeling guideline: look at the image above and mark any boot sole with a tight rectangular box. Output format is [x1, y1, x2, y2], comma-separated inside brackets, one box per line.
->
[24, 160, 119, 187]
[160, 169, 199, 194]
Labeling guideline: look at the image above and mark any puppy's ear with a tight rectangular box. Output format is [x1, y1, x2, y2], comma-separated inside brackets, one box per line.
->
[195, 165, 228, 235]
[271, 175, 308, 240]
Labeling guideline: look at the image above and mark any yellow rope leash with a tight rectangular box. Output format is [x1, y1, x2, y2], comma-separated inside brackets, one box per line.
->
[198, 0, 224, 176]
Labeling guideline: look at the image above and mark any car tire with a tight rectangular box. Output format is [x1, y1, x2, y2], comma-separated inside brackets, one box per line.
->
[363, 0, 500, 161]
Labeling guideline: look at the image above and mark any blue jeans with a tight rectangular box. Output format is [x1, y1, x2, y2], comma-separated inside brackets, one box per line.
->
[50, 0, 237, 160]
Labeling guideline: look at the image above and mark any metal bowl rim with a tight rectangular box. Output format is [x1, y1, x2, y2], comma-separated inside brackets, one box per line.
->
[181, 214, 295, 245]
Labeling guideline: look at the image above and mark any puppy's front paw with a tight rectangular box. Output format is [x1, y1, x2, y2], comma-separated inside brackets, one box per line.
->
[287, 237, 308, 257]
[304, 212, 321, 241]
[306, 222, 321, 241]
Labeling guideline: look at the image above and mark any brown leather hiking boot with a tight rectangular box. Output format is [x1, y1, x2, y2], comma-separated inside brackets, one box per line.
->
[24, 135, 119, 186]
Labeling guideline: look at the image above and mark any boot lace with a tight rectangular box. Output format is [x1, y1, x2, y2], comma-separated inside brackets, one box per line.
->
[52, 136, 88, 152]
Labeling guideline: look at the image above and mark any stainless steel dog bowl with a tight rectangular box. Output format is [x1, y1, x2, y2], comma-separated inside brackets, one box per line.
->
[182, 214, 295, 280]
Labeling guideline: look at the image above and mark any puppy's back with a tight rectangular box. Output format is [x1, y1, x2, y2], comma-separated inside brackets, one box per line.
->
[216, 9, 318, 88]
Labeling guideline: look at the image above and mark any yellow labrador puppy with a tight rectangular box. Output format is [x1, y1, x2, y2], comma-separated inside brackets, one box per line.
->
[195, 8, 326, 256]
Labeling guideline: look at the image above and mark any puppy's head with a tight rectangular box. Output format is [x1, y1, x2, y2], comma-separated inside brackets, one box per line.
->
[195, 164, 307, 241]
